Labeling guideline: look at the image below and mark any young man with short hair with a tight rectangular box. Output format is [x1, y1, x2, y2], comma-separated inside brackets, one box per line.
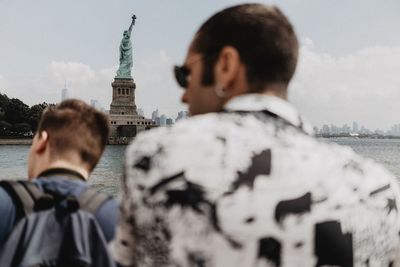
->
[0, 99, 118, 257]
[113, 4, 400, 266]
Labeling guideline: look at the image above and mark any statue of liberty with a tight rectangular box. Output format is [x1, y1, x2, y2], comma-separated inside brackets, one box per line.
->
[116, 14, 136, 78]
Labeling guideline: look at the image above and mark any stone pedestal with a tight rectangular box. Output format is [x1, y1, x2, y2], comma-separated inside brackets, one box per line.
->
[110, 78, 137, 115]
[108, 78, 156, 143]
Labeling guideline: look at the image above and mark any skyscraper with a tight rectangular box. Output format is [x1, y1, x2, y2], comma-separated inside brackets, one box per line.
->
[176, 111, 189, 121]
[352, 121, 359, 133]
[152, 109, 159, 121]
[61, 87, 69, 101]
[159, 114, 167, 126]
[137, 108, 144, 117]
[90, 99, 102, 110]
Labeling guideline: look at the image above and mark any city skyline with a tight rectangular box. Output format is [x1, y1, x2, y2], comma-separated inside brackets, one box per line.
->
[0, 0, 399, 129]
[316, 121, 400, 136]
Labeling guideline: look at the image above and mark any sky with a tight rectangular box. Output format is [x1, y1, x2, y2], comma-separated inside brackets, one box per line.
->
[0, 0, 399, 130]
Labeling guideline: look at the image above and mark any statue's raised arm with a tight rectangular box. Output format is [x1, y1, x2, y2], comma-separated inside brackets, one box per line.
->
[116, 14, 136, 79]
[129, 14, 136, 33]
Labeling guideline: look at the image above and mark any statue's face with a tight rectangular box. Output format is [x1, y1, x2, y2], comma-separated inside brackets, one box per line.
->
[123, 31, 130, 39]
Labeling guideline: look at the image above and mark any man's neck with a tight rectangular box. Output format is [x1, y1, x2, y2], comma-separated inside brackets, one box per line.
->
[260, 83, 288, 100]
[33, 160, 89, 181]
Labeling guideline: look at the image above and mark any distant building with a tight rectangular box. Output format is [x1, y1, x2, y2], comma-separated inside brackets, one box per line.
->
[90, 99, 103, 110]
[390, 124, 400, 136]
[352, 121, 359, 133]
[152, 109, 159, 121]
[330, 124, 338, 135]
[150, 109, 176, 126]
[176, 111, 189, 121]
[61, 88, 69, 101]
[137, 108, 144, 116]
[159, 115, 167, 126]
[321, 125, 330, 135]
[360, 126, 371, 134]
[318, 121, 393, 136]
[341, 124, 351, 134]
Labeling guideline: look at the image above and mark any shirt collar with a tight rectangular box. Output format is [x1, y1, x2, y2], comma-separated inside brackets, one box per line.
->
[223, 94, 314, 135]
[37, 168, 87, 181]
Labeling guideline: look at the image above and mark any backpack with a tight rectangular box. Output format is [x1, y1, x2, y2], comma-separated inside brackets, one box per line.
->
[0, 180, 117, 267]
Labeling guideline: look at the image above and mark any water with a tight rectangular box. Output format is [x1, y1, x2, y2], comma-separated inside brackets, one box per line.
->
[327, 138, 400, 179]
[1, 138, 399, 196]
[0, 145, 126, 196]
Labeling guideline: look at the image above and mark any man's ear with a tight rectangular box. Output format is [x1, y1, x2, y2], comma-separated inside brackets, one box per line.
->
[34, 131, 49, 154]
[214, 46, 241, 91]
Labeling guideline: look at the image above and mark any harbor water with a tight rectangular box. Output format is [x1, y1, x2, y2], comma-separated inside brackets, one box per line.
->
[0, 138, 399, 196]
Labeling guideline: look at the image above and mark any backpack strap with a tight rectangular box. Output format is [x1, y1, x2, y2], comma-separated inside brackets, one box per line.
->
[0, 180, 55, 224]
[0, 181, 110, 220]
[20, 181, 45, 201]
[0, 181, 36, 216]
[78, 187, 111, 214]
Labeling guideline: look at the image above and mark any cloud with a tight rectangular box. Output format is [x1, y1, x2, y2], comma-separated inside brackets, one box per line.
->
[0, 75, 5, 89]
[44, 62, 116, 107]
[2, 41, 399, 130]
[0, 62, 115, 107]
[49, 62, 96, 86]
[290, 39, 400, 130]
[135, 50, 185, 118]
[0, 50, 185, 120]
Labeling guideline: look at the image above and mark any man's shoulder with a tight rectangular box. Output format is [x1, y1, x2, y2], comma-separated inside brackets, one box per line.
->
[0, 183, 17, 245]
[137, 113, 224, 137]
[0, 185, 15, 213]
[290, 137, 398, 189]
[129, 112, 261, 151]
[0, 181, 21, 214]
[0, 184, 13, 200]
[126, 113, 243, 161]
[128, 114, 397, 185]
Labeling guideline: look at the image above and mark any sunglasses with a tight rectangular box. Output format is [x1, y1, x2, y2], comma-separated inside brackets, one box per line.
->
[174, 65, 190, 89]
[173, 51, 220, 89]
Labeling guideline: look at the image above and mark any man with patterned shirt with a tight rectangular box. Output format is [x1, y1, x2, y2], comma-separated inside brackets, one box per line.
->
[112, 4, 400, 267]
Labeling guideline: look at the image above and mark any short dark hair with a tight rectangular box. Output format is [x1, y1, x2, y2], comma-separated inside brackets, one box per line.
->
[192, 3, 299, 92]
[37, 99, 110, 171]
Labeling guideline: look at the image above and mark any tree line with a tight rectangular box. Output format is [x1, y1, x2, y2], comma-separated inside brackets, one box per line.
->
[0, 93, 52, 138]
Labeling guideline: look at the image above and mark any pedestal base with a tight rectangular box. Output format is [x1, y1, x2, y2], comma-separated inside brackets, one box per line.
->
[109, 113, 156, 136]
[110, 78, 137, 115]
[108, 78, 157, 143]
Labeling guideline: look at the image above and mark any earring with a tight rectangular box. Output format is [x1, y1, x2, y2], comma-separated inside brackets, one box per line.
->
[215, 85, 227, 98]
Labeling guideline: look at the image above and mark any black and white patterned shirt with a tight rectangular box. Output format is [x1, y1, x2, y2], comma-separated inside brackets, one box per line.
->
[112, 94, 400, 267]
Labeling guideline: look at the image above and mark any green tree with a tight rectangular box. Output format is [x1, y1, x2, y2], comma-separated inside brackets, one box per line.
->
[10, 123, 32, 137]
[4, 98, 29, 124]
[0, 93, 9, 112]
[0, 120, 11, 136]
[0, 93, 55, 137]
[29, 103, 48, 132]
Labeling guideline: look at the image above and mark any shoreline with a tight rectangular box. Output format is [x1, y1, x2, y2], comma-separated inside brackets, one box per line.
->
[1, 135, 400, 145]
[0, 139, 32, 145]
[0, 138, 130, 145]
